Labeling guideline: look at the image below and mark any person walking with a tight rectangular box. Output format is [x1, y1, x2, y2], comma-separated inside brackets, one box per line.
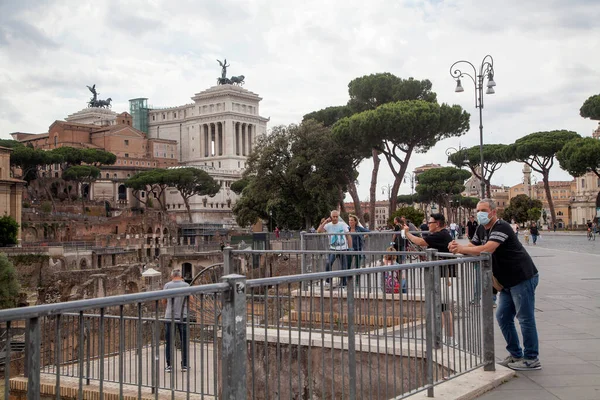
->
[466, 216, 478, 240]
[449, 221, 458, 239]
[403, 213, 457, 346]
[163, 269, 190, 372]
[449, 199, 541, 371]
[529, 222, 539, 245]
[318, 210, 352, 288]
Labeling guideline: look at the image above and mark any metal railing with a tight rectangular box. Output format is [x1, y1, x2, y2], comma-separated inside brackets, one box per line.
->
[0, 247, 495, 400]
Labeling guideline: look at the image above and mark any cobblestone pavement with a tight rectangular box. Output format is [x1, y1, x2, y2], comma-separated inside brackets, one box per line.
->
[519, 233, 600, 256]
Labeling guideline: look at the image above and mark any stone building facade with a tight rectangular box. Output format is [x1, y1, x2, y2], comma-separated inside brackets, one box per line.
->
[0, 146, 25, 241]
[145, 84, 269, 225]
[12, 113, 178, 207]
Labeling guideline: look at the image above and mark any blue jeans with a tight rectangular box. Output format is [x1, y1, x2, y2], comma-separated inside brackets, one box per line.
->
[531, 234, 538, 244]
[165, 320, 188, 367]
[326, 251, 349, 285]
[496, 275, 539, 360]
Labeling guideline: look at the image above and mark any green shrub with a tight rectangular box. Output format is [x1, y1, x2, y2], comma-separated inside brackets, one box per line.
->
[0, 215, 19, 246]
[0, 253, 20, 309]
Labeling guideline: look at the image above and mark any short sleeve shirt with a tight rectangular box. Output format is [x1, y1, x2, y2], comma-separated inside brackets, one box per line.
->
[471, 220, 538, 288]
[424, 229, 456, 277]
[324, 222, 350, 250]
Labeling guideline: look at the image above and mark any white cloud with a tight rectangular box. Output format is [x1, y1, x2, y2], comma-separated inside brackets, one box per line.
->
[1, 0, 599, 200]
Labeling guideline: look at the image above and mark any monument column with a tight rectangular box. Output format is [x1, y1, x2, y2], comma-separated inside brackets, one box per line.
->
[248, 124, 252, 155]
[242, 123, 247, 156]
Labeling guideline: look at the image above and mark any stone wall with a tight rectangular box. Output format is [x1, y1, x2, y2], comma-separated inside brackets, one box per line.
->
[217, 340, 448, 399]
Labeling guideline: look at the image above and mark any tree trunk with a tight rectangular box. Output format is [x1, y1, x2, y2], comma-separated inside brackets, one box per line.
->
[385, 145, 413, 216]
[338, 185, 346, 213]
[184, 198, 193, 222]
[542, 170, 556, 227]
[485, 178, 491, 198]
[305, 215, 312, 230]
[347, 181, 364, 224]
[43, 184, 57, 213]
[81, 187, 86, 215]
[369, 149, 380, 229]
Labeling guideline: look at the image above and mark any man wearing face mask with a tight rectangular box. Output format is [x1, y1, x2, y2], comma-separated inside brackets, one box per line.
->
[448, 199, 541, 371]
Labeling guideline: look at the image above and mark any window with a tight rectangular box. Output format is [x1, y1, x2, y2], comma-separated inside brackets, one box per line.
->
[141, 192, 145, 198]
[218, 161, 221, 168]
[152, 115, 155, 121]
[173, 112, 177, 118]
[114, 173, 117, 178]
[125, 153, 129, 158]
[54, 136, 57, 147]
[162, 114, 165, 120]
[581, 178, 586, 188]
[171, 154, 174, 158]
[106, 173, 109, 179]
[124, 140, 129, 146]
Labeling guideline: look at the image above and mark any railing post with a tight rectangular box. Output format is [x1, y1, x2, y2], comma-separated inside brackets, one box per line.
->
[431, 250, 442, 349]
[25, 317, 41, 400]
[347, 274, 357, 400]
[300, 231, 307, 290]
[425, 249, 436, 397]
[220, 274, 247, 399]
[223, 246, 233, 275]
[481, 252, 496, 371]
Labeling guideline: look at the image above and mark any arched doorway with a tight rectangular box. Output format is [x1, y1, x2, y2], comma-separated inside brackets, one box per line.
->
[118, 185, 127, 200]
[182, 262, 193, 283]
[82, 184, 90, 200]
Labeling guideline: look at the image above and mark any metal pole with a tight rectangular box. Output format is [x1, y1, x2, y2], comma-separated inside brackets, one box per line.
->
[347, 275, 357, 400]
[223, 246, 232, 275]
[480, 252, 495, 371]
[220, 274, 247, 399]
[425, 249, 436, 397]
[478, 83, 485, 199]
[26, 317, 41, 400]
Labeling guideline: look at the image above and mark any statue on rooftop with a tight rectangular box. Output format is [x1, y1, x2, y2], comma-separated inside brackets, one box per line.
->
[216, 59, 245, 86]
[86, 84, 112, 108]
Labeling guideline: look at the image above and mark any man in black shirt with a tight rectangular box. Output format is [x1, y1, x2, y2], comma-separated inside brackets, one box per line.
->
[404, 213, 457, 346]
[466, 215, 478, 240]
[449, 199, 541, 371]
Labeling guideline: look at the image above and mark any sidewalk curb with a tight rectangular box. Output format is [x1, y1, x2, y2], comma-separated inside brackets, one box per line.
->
[407, 364, 515, 399]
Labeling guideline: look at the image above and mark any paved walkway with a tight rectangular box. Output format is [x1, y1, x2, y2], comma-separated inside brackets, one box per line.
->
[477, 239, 600, 399]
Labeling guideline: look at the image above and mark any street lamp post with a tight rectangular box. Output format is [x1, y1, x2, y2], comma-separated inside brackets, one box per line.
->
[445, 145, 467, 166]
[403, 173, 416, 195]
[450, 55, 496, 199]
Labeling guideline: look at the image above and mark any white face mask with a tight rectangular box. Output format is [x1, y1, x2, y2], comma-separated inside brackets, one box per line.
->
[477, 211, 490, 225]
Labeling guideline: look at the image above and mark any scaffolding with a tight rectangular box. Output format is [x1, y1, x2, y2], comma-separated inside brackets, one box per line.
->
[129, 98, 149, 135]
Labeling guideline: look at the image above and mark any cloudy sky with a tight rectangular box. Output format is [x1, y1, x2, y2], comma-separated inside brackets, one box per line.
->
[1, 0, 599, 200]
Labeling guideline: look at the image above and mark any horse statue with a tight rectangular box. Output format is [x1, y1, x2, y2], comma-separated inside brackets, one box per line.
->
[217, 77, 232, 85]
[96, 98, 112, 108]
[230, 75, 245, 86]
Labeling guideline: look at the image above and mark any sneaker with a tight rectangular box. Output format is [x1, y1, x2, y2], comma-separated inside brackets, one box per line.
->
[498, 355, 522, 367]
[507, 358, 541, 371]
[165, 366, 172, 373]
[181, 366, 189, 372]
